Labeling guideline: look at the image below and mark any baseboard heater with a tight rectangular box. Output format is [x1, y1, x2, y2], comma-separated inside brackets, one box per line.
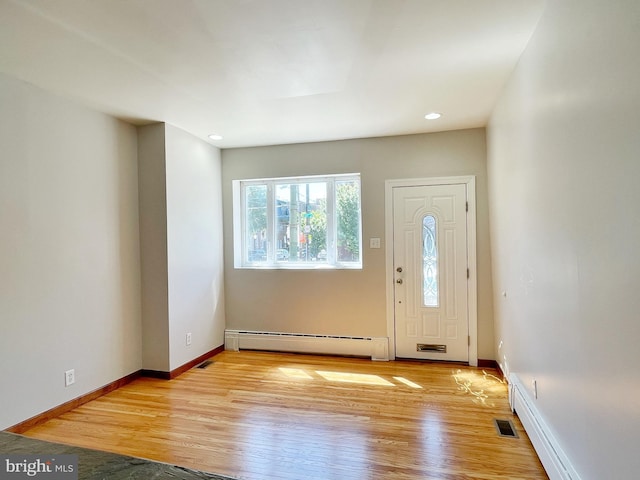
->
[225, 330, 390, 361]
[509, 373, 581, 480]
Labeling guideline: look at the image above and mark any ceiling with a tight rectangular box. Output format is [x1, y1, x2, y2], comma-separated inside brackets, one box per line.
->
[0, 0, 544, 148]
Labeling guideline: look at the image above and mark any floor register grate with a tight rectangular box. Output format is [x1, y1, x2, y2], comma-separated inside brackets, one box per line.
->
[196, 360, 214, 369]
[494, 418, 519, 438]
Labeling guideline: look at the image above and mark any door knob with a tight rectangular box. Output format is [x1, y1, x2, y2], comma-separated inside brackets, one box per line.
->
[396, 267, 403, 273]
[396, 279, 403, 284]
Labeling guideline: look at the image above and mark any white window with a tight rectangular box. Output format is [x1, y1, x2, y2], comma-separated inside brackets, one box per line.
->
[233, 173, 362, 269]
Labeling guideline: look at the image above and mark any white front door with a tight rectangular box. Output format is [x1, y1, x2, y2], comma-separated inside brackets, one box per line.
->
[393, 183, 469, 361]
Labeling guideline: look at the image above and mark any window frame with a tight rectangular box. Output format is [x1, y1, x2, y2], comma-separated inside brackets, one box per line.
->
[233, 173, 362, 269]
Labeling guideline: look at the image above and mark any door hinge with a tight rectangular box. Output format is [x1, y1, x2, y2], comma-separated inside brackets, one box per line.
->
[466, 201, 468, 212]
[467, 268, 469, 279]
[468, 335, 471, 346]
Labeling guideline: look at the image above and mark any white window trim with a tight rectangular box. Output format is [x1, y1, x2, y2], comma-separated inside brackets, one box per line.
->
[233, 173, 362, 270]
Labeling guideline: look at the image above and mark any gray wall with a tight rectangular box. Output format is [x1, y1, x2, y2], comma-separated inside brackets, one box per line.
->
[487, 0, 640, 478]
[138, 124, 170, 371]
[222, 128, 495, 359]
[0, 74, 141, 429]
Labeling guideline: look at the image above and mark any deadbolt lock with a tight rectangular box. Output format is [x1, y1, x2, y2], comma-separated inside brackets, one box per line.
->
[396, 279, 403, 284]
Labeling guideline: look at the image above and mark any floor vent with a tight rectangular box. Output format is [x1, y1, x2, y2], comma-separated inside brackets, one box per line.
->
[494, 419, 518, 438]
[196, 360, 213, 369]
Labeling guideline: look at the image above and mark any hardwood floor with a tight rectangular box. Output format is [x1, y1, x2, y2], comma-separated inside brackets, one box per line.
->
[24, 351, 548, 480]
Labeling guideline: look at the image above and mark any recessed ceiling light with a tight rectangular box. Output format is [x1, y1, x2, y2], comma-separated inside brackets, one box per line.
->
[208, 134, 223, 141]
[424, 112, 442, 120]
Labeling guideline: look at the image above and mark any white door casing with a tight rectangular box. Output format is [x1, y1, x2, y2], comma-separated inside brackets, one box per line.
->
[385, 177, 477, 365]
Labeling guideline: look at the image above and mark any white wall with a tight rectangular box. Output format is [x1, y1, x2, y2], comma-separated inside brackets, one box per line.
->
[0, 74, 141, 430]
[165, 124, 225, 370]
[138, 123, 225, 372]
[487, 0, 640, 478]
[0, 78, 225, 428]
[222, 129, 496, 359]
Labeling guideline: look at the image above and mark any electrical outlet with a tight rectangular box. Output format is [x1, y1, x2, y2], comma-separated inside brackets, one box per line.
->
[186, 332, 192, 346]
[65, 369, 75, 387]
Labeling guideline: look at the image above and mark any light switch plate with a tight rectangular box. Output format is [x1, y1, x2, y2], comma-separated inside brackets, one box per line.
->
[370, 237, 381, 249]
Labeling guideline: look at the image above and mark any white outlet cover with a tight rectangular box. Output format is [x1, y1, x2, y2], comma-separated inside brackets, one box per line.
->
[65, 369, 75, 387]
[369, 237, 381, 249]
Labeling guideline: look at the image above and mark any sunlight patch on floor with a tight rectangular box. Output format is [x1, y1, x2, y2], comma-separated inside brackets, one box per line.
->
[316, 371, 395, 386]
[451, 369, 506, 406]
[279, 367, 314, 379]
[277, 367, 427, 389]
[393, 376, 423, 389]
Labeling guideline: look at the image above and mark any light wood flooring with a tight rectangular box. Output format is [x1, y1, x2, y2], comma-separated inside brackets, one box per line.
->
[24, 351, 548, 480]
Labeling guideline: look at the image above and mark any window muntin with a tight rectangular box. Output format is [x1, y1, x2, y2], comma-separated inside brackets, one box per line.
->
[422, 214, 439, 306]
[245, 184, 268, 263]
[336, 179, 361, 263]
[236, 174, 362, 269]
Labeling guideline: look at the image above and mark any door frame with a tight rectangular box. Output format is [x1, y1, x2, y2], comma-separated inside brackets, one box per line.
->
[384, 176, 478, 365]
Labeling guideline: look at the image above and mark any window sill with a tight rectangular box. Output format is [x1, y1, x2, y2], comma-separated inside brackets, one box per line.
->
[235, 263, 363, 271]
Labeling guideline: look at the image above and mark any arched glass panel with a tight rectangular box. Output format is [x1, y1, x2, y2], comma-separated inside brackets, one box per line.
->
[423, 215, 439, 307]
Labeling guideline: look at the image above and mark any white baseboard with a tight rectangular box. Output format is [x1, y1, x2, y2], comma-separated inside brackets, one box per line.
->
[509, 373, 581, 480]
[225, 330, 389, 361]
